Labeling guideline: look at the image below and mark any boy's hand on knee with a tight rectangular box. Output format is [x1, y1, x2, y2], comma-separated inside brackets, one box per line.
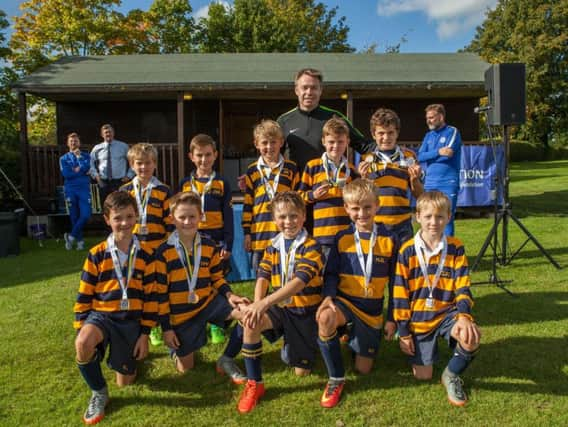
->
[227, 292, 251, 308]
[163, 330, 180, 349]
[242, 300, 268, 329]
[133, 334, 149, 360]
[455, 317, 481, 347]
[316, 296, 336, 321]
[384, 321, 396, 340]
[399, 335, 415, 356]
[244, 235, 251, 252]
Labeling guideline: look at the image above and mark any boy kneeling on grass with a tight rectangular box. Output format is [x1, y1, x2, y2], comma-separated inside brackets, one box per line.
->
[73, 191, 157, 425]
[154, 191, 249, 374]
[393, 191, 481, 406]
[316, 178, 398, 408]
[237, 191, 324, 414]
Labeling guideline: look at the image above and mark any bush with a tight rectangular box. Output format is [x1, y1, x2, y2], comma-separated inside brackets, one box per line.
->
[509, 141, 568, 161]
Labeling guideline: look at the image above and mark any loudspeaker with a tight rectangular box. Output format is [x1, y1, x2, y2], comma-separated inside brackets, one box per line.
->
[484, 63, 526, 126]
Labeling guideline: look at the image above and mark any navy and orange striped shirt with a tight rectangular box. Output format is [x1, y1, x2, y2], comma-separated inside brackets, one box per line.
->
[154, 231, 232, 330]
[258, 232, 323, 316]
[73, 236, 157, 334]
[299, 156, 356, 246]
[179, 173, 234, 251]
[120, 177, 173, 250]
[393, 234, 474, 337]
[367, 147, 418, 227]
[242, 157, 300, 252]
[324, 224, 398, 329]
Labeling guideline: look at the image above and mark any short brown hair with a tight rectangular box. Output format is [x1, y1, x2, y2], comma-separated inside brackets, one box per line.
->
[342, 178, 378, 205]
[253, 119, 283, 142]
[425, 104, 446, 117]
[66, 132, 80, 141]
[170, 191, 202, 215]
[100, 123, 114, 134]
[416, 190, 451, 215]
[370, 108, 400, 134]
[322, 117, 350, 141]
[103, 191, 137, 217]
[271, 191, 306, 216]
[127, 143, 158, 163]
[294, 68, 323, 84]
[189, 133, 217, 153]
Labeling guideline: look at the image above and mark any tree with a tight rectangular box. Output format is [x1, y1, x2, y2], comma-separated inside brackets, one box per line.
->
[197, 0, 353, 53]
[466, 0, 568, 146]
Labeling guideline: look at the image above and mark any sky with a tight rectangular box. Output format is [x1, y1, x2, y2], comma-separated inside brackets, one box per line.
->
[2, 0, 498, 52]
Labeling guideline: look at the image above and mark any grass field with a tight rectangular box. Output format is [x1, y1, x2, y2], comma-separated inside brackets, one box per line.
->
[1, 161, 567, 426]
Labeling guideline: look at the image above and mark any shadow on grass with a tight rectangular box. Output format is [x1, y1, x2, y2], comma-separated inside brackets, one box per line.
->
[472, 335, 568, 396]
[471, 292, 568, 327]
[510, 190, 568, 217]
[510, 161, 568, 171]
[471, 245, 567, 270]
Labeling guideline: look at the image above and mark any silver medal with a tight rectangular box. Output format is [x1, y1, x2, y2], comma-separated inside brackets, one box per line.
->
[188, 291, 199, 304]
[425, 297, 434, 309]
[138, 225, 148, 235]
[120, 298, 129, 310]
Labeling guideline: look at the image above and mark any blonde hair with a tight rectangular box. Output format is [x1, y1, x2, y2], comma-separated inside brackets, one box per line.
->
[169, 191, 202, 215]
[342, 178, 377, 205]
[322, 117, 350, 140]
[271, 191, 306, 216]
[253, 119, 283, 142]
[416, 191, 451, 215]
[189, 133, 217, 153]
[127, 143, 157, 163]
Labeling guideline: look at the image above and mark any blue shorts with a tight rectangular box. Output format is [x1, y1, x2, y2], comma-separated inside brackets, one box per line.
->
[173, 294, 233, 357]
[409, 309, 458, 366]
[335, 299, 382, 359]
[384, 219, 413, 244]
[263, 306, 318, 370]
[84, 311, 141, 375]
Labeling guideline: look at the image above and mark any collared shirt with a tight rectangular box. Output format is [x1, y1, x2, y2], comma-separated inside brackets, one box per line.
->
[90, 139, 133, 180]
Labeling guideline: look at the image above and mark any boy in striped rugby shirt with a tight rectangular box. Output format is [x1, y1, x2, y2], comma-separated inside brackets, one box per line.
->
[393, 191, 480, 406]
[237, 192, 324, 414]
[299, 117, 357, 262]
[73, 191, 158, 425]
[242, 120, 300, 274]
[154, 192, 249, 374]
[120, 143, 174, 347]
[316, 178, 398, 408]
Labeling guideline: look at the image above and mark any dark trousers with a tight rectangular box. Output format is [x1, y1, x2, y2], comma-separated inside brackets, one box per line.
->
[98, 179, 125, 205]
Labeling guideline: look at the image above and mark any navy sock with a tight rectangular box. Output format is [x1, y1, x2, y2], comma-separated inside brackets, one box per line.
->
[223, 324, 243, 358]
[77, 350, 106, 392]
[447, 344, 476, 375]
[318, 332, 345, 379]
[242, 341, 263, 382]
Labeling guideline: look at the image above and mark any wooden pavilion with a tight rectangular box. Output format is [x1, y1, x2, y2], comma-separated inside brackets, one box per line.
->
[13, 53, 489, 210]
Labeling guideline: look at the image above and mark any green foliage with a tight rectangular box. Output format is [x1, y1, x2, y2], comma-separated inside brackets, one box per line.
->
[466, 0, 568, 146]
[1, 162, 568, 425]
[509, 141, 568, 162]
[197, 0, 354, 53]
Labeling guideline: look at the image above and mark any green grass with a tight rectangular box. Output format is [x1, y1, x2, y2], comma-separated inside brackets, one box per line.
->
[1, 161, 567, 426]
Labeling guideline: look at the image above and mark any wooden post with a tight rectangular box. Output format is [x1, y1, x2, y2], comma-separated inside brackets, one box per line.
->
[346, 91, 354, 161]
[18, 92, 29, 201]
[218, 99, 224, 173]
[177, 92, 185, 185]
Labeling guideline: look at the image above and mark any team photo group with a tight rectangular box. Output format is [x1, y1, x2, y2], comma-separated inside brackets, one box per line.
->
[64, 68, 481, 425]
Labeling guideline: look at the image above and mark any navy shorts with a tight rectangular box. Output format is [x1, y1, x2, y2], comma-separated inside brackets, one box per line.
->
[384, 219, 413, 244]
[84, 311, 141, 375]
[263, 306, 318, 370]
[173, 294, 233, 357]
[335, 299, 382, 359]
[410, 309, 458, 366]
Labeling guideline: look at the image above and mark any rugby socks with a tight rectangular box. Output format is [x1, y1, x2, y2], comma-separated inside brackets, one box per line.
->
[447, 344, 477, 375]
[242, 341, 263, 382]
[223, 324, 243, 359]
[318, 331, 345, 379]
[77, 350, 106, 392]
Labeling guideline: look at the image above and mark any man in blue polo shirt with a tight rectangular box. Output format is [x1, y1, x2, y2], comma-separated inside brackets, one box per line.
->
[418, 104, 462, 236]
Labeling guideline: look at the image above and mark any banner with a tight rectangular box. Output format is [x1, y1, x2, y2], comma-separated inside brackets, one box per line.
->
[458, 144, 504, 207]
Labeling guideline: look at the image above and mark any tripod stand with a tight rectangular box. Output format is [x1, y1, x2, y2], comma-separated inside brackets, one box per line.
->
[471, 122, 561, 294]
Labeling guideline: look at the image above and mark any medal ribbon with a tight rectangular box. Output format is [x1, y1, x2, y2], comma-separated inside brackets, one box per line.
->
[257, 155, 284, 200]
[354, 224, 377, 296]
[133, 176, 157, 228]
[107, 234, 139, 303]
[321, 153, 350, 186]
[171, 231, 202, 298]
[273, 229, 307, 289]
[414, 234, 448, 300]
[190, 172, 216, 220]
